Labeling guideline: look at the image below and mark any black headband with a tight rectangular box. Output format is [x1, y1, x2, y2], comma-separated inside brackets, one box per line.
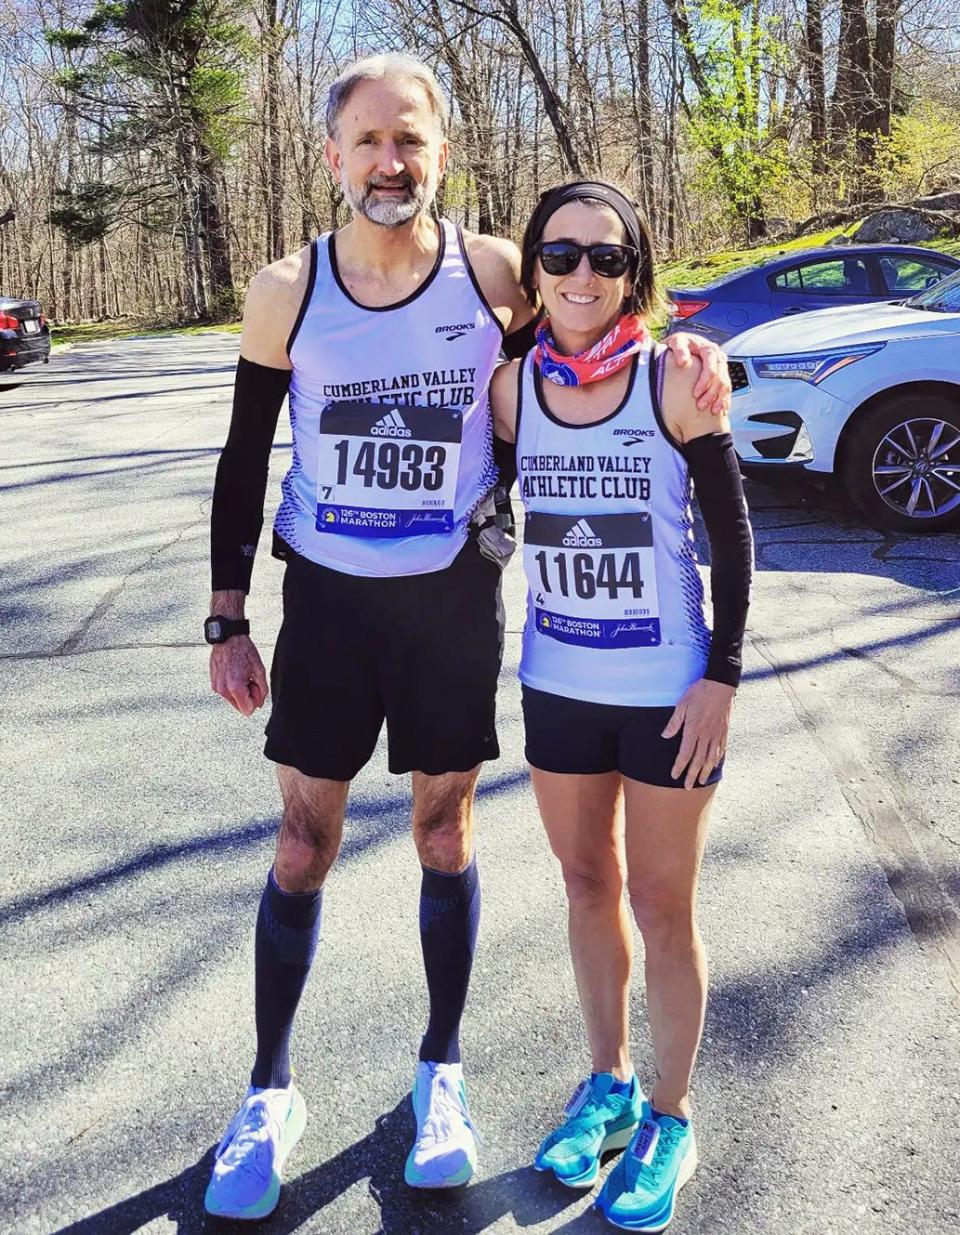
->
[528, 181, 645, 258]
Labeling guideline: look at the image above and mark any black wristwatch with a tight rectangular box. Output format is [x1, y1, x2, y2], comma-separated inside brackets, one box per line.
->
[204, 615, 250, 644]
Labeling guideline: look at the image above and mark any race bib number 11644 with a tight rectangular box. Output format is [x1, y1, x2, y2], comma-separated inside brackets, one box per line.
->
[523, 511, 662, 648]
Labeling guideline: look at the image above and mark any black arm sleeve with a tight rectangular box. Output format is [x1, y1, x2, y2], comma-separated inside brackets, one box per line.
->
[502, 317, 538, 360]
[492, 432, 518, 494]
[210, 356, 290, 593]
[681, 432, 753, 688]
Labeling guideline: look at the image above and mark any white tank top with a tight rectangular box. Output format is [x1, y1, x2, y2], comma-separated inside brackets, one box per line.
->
[276, 219, 503, 576]
[516, 345, 712, 707]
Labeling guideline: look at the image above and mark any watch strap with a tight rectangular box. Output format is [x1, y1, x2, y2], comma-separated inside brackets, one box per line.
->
[205, 615, 250, 644]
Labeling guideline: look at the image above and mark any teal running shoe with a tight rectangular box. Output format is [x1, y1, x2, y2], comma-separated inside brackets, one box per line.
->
[404, 1061, 478, 1188]
[204, 1083, 307, 1220]
[534, 1073, 643, 1189]
[595, 1102, 698, 1231]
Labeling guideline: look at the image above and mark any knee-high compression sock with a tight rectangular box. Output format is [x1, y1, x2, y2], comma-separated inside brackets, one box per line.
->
[418, 855, 481, 1065]
[250, 868, 322, 1090]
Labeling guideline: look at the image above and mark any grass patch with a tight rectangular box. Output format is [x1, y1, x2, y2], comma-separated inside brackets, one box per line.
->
[51, 318, 242, 348]
[659, 228, 960, 290]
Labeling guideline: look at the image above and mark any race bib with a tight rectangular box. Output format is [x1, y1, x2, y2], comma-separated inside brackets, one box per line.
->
[316, 401, 463, 538]
[523, 512, 661, 648]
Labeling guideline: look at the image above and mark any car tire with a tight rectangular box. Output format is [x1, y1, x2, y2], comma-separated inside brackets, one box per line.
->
[843, 393, 960, 532]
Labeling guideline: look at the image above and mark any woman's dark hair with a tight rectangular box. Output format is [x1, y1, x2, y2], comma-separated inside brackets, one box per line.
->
[519, 180, 657, 318]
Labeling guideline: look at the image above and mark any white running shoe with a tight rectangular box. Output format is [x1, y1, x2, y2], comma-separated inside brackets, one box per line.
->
[204, 1083, 307, 1220]
[404, 1061, 478, 1188]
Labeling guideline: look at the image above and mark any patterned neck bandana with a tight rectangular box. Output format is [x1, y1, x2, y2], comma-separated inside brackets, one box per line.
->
[534, 314, 651, 387]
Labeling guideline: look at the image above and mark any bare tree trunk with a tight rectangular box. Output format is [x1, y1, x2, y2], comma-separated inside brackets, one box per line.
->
[263, 0, 285, 262]
[805, 0, 827, 203]
[872, 0, 899, 140]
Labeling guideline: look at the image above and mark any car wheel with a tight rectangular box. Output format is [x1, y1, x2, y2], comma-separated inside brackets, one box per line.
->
[843, 393, 960, 532]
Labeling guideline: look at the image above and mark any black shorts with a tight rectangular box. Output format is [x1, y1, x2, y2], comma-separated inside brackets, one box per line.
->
[521, 686, 724, 788]
[265, 538, 504, 780]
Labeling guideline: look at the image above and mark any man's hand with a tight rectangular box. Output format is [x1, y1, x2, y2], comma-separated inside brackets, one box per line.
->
[663, 333, 731, 417]
[210, 636, 269, 716]
[662, 678, 735, 789]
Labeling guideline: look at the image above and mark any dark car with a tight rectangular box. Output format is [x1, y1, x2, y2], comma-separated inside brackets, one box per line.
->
[0, 297, 51, 372]
[665, 245, 960, 344]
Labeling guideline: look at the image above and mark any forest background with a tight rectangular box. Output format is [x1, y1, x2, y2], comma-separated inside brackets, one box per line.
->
[2, 0, 959, 326]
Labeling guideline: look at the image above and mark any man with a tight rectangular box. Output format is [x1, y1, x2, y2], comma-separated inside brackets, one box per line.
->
[203, 51, 731, 1221]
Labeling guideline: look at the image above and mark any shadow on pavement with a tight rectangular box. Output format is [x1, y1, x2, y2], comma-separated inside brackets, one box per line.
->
[1, 769, 531, 931]
[52, 1099, 584, 1235]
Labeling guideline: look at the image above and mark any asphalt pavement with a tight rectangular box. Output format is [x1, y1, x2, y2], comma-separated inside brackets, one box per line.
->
[2, 337, 959, 1235]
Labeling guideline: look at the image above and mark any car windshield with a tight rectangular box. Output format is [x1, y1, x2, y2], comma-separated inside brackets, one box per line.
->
[904, 267, 960, 312]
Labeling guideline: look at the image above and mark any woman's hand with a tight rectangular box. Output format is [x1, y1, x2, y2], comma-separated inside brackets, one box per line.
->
[663, 333, 731, 416]
[662, 679, 736, 789]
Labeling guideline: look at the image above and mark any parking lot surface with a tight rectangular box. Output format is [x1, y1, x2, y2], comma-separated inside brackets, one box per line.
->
[2, 338, 958, 1234]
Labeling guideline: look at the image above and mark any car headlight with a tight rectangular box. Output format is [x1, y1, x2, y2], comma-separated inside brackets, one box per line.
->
[751, 343, 885, 385]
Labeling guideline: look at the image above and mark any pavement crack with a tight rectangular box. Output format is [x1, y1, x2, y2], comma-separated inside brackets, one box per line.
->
[750, 632, 960, 1008]
[872, 531, 907, 563]
[56, 509, 207, 656]
[0, 639, 277, 662]
[835, 642, 924, 693]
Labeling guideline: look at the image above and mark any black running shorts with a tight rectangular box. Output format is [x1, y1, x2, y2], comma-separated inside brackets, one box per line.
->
[521, 685, 724, 788]
[265, 538, 504, 780]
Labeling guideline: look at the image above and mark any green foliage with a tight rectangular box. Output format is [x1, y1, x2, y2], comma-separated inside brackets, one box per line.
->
[47, 183, 121, 245]
[682, 0, 797, 239]
[871, 102, 960, 201]
[51, 68, 88, 92]
[47, 1, 252, 248]
[44, 29, 89, 52]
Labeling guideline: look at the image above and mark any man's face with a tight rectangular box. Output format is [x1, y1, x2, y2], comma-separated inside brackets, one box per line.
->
[326, 77, 448, 229]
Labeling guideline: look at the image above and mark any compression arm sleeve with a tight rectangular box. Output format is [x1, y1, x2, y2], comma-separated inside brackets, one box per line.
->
[210, 355, 290, 593]
[492, 432, 518, 494]
[681, 432, 754, 688]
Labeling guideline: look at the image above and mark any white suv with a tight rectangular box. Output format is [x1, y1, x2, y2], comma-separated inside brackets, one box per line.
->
[727, 267, 960, 531]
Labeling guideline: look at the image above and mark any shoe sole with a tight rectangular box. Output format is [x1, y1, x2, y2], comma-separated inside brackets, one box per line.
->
[597, 1139, 698, 1231]
[534, 1122, 639, 1190]
[204, 1087, 308, 1221]
[404, 1156, 476, 1189]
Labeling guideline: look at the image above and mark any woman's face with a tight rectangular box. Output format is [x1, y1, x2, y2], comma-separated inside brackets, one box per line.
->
[533, 201, 634, 343]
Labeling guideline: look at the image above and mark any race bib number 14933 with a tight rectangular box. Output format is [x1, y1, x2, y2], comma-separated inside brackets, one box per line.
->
[316, 401, 463, 538]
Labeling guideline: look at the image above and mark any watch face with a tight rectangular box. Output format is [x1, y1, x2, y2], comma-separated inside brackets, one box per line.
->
[206, 619, 222, 642]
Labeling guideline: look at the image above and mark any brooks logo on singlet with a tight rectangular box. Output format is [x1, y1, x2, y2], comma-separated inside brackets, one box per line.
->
[371, 411, 412, 438]
[562, 519, 602, 548]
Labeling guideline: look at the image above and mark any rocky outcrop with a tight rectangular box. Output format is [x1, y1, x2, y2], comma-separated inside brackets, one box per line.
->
[787, 187, 960, 244]
[913, 191, 960, 213]
[854, 207, 959, 243]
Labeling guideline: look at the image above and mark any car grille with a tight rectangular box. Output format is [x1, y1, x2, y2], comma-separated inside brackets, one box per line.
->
[728, 360, 749, 392]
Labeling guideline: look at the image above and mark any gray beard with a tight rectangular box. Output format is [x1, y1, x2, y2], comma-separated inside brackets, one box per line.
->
[340, 171, 436, 228]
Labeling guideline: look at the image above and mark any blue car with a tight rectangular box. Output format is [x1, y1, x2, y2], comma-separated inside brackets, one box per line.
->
[665, 244, 960, 344]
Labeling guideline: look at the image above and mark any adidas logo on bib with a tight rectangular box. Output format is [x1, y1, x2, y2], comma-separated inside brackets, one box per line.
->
[562, 519, 602, 548]
[371, 410, 412, 438]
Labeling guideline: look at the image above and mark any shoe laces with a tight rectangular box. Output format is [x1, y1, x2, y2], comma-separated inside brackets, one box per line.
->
[217, 1093, 282, 1177]
[558, 1085, 627, 1139]
[636, 1123, 685, 1185]
[419, 1068, 477, 1147]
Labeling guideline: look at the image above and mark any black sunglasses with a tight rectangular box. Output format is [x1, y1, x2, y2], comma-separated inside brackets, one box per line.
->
[535, 240, 640, 279]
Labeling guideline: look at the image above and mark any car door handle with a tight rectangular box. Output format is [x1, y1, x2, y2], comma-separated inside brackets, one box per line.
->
[781, 306, 806, 315]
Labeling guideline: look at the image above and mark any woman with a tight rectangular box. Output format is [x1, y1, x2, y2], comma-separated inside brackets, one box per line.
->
[490, 181, 753, 1231]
